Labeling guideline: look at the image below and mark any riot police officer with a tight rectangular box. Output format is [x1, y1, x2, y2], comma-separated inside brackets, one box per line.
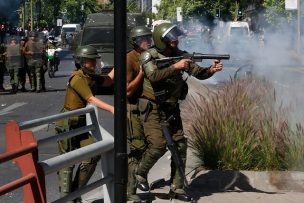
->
[0, 43, 6, 91]
[20, 36, 31, 92]
[23, 31, 45, 92]
[5, 38, 22, 94]
[137, 23, 223, 201]
[55, 45, 114, 203]
[126, 26, 153, 202]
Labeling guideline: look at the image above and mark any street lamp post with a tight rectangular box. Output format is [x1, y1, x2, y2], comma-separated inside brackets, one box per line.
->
[297, 0, 301, 54]
[30, 0, 33, 31]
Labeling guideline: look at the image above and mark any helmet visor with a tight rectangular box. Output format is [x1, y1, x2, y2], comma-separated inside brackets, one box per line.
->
[134, 35, 153, 46]
[162, 26, 184, 43]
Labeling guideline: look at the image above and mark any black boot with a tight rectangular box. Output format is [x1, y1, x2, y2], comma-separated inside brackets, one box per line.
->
[169, 189, 193, 202]
[135, 174, 149, 192]
[10, 85, 17, 94]
[21, 85, 27, 92]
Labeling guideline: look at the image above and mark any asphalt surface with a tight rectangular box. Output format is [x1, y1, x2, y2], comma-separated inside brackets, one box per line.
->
[1, 48, 304, 203]
[0, 48, 114, 203]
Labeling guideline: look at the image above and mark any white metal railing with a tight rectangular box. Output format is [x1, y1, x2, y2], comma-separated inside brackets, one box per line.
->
[19, 104, 114, 203]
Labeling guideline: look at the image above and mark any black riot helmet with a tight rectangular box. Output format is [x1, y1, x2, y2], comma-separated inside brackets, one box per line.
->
[153, 23, 184, 51]
[129, 26, 152, 48]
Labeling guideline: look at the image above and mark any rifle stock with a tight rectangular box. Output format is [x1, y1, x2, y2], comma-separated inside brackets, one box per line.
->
[160, 115, 189, 188]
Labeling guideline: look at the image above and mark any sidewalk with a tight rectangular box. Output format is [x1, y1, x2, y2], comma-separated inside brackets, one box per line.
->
[83, 79, 304, 203]
[81, 149, 304, 203]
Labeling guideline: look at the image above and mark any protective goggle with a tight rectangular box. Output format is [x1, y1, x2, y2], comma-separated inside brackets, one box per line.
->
[162, 26, 185, 43]
[134, 35, 153, 46]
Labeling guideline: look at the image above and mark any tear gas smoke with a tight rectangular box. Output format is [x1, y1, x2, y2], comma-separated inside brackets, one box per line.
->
[177, 14, 304, 123]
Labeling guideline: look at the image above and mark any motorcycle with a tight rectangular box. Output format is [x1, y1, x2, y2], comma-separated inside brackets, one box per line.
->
[46, 48, 61, 78]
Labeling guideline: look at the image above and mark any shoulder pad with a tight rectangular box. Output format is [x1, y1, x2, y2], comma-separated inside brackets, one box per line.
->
[140, 51, 152, 65]
[148, 48, 159, 58]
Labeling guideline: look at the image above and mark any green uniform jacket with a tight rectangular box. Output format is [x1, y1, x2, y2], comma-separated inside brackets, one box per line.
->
[64, 69, 96, 111]
[127, 49, 143, 105]
[140, 48, 214, 103]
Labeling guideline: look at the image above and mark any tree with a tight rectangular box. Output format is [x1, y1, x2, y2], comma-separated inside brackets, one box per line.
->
[155, 0, 259, 22]
[263, 0, 296, 28]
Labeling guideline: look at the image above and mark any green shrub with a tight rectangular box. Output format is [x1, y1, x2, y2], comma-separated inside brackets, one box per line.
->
[184, 77, 304, 171]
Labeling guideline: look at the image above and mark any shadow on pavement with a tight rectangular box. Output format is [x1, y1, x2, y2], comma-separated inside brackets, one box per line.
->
[148, 170, 280, 202]
[189, 170, 279, 201]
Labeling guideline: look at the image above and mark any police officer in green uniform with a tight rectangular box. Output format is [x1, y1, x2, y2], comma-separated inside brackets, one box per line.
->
[0, 43, 6, 91]
[137, 23, 223, 201]
[5, 38, 22, 94]
[126, 26, 153, 202]
[20, 36, 31, 92]
[23, 31, 45, 93]
[55, 45, 114, 203]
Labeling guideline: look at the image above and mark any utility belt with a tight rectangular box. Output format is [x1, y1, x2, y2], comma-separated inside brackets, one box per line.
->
[55, 108, 86, 133]
[137, 98, 157, 122]
[63, 107, 86, 126]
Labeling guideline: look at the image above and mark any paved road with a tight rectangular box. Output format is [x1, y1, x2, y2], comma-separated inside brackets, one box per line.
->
[0, 49, 114, 203]
[1, 49, 304, 203]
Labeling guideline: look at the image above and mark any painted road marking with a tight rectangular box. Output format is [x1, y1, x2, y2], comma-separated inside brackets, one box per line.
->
[0, 102, 49, 132]
[0, 102, 27, 116]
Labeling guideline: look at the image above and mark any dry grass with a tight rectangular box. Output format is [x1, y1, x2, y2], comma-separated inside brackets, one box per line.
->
[181, 76, 304, 170]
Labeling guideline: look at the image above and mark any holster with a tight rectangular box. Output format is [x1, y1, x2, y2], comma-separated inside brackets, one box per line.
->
[138, 98, 153, 122]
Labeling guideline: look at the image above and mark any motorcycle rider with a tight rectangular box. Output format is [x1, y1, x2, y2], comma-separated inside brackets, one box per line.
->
[46, 35, 60, 71]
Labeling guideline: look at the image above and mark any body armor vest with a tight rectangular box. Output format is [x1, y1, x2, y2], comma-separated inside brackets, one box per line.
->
[6, 44, 21, 65]
[142, 48, 188, 103]
[26, 40, 43, 60]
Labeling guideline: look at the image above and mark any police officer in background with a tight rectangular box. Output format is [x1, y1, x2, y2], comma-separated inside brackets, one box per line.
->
[137, 23, 223, 201]
[23, 31, 45, 92]
[61, 31, 67, 48]
[5, 38, 22, 94]
[126, 26, 153, 202]
[20, 36, 31, 92]
[0, 43, 6, 91]
[55, 45, 114, 203]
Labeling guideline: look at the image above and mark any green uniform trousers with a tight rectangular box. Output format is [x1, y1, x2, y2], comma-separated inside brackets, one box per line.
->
[127, 104, 147, 195]
[55, 114, 100, 202]
[28, 59, 43, 91]
[136, 100, 187, 190]
[8, 64, 20, 86]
